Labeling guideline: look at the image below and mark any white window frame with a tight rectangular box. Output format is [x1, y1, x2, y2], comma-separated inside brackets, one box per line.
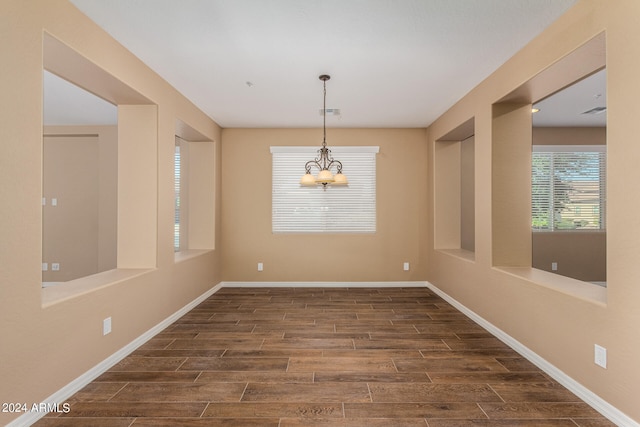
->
[532, 145, 606, 232]
[271, 146, 378, 233]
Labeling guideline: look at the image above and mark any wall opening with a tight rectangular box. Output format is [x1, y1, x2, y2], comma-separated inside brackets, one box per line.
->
[492, 32, 606, 288]
[434, 117, 475, 258]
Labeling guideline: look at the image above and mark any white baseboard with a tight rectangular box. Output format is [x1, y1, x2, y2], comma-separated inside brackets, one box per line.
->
[8, 283, 223, 427]
[424, 281, 637, 427]
[220, 281, 427, 288]
[12, 280, 636, 427]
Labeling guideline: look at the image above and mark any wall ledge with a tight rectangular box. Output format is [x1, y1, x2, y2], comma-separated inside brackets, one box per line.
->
[425, 281, 636, 427]
[437, 248, 476, 263]
[494, 266, 607, 307]
[174, 249, 213, 263]
[41, 268, 155, 308]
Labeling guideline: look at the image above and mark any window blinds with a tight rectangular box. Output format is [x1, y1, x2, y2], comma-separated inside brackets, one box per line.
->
[174, 139, 181, 251]
[531, 145, 606, 231]
[271, 146, 378, 233]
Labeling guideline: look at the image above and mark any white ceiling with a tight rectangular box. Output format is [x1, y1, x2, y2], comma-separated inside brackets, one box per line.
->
[46, 0, 587, 128]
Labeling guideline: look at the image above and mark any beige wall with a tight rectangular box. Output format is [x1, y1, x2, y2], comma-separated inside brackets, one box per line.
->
[221, 128, 428, 282]
[532, 231, 606, 282]
[427, 0, 640, 422]
[460, 136, 475, 252]
[42, 126, 118, 282]
[0, 1, 221, 424]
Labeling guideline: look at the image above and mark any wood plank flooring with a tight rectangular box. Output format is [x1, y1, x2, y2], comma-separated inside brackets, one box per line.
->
[35, 287, 615, 426]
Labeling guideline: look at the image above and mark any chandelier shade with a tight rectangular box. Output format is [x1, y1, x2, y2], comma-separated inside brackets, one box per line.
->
[300, 74, 347, 188]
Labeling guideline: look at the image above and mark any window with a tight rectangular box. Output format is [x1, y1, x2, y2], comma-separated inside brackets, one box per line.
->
[174, 136, 189, 252]
[532, 145, 606, 231]
[174, 140, 181, 251]
[271, 146, 378, 233]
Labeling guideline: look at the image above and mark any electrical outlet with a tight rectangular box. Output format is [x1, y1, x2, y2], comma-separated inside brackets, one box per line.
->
[595, 344, 607, 368]
[42, 263, 48, 271]
[51, 198, 58, 207]
[257, 262, 263, 272]
[551, 262, 558, 271]
[403, 262, 410, 271]
[103, 317, 112, 335]
[51, 263, 60, 271]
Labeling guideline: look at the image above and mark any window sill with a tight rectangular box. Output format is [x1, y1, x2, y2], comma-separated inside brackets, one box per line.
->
[174, 249, 212, 263]
[41, 268, 154, 308]
[437, 248, 476, 263]
[495, 266, 607, 307]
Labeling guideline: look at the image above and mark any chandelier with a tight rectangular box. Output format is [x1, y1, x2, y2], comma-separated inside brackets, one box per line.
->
[300, 74, 348, 188]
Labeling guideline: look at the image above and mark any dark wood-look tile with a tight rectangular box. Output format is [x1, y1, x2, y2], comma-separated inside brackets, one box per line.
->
[479, 402, 603, 419]
[321, 349, 423, 358]
[280, 419, 428, 427]
[197, 371, 313, 383]
[132, 348, 226, 358]
[31, 287, 615, 426]
[573, 419, 619, 427]
[34, 418, 136, 426]
[59, 402, 208, 417]
[261, 337, 355, 350]
[344, 402, 487, 418]
[427, 420, 580, 426]
[95, 371, 201, 382]
[355, 338, 449, 350]
[495, 356, 543, 371]
[489, 382, 582, 402]
[241, 382, 371, 403]
[368, 383, 503, 403]
[132, 418, 280, 426]
[288, 356, 396, 373]
[394, 356, 510, 372]
[223, 349, 323, 358]
[314, 371, 430, 383]
[179, 356, 289, 371]
[429, 371, 548, 384]
[110, 382, 247, 402]
[203, 402, 343, 418]
[63, 382, 127, 403]
[108, 356, 186, 371]
[167, 338, 261, 350]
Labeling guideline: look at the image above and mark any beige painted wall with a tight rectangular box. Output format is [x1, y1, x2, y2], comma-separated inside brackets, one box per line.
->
[221, 128, 428, 282]
[0, 1, 221, 425]
[460, 136, 475, 252]
[427, 0, 640, 422]
[42, 126, 118, 282]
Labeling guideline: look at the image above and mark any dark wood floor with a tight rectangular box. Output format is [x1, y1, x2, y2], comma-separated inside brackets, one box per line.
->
[36, 286, 615, 426]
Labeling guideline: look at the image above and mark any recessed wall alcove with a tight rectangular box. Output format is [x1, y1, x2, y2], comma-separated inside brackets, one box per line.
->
[434, 117, 475, 260]
[491, 31, 607, 297]
[42, 32, 158, 304]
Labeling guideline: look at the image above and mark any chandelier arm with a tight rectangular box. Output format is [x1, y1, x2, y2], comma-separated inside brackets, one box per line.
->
[305, 159, 321, 173]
